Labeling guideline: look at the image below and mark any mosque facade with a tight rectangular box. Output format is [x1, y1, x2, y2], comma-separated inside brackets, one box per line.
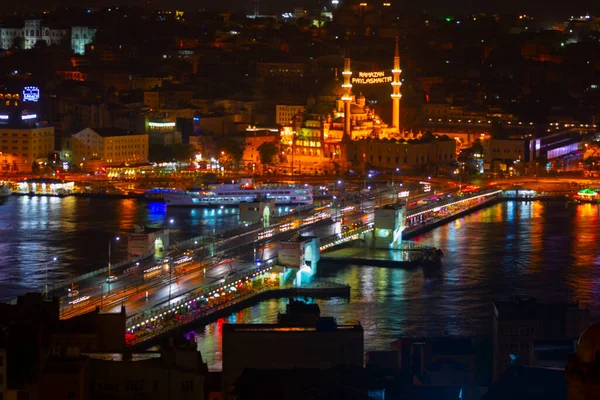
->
[275, 40, 455, 175]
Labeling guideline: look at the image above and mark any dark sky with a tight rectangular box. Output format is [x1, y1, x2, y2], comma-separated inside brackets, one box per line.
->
[5, 0, 600, 19]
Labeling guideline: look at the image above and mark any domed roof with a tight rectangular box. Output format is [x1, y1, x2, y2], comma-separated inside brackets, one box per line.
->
[350, 103, 366, 113]
[577, 322, 600, 363]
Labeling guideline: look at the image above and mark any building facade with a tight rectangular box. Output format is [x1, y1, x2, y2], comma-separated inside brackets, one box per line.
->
[256, 62, 305, 85]
[0, 125, 54, 172]
[351, 136, 456, 172]
[72, 127, 148, 167]
[493, 298, 590, 382]
[222, 321, 363, 400]
[0, 20, 69, 50]
[71, 27, 97, 55]
[275, 104, 304, 126]
[485, 138, 526, 172]
[566, 323, 600, 400]
[147, 121, 182, 146]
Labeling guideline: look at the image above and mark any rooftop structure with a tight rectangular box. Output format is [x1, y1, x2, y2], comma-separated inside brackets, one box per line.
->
[492, 297, 590, 381]
[223, 319, 363, 400]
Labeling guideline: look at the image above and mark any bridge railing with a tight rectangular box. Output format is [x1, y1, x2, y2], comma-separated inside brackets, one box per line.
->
[406, 189, 503, 217]
[319, 224, 374, 251]
[5, 204, 322, 306]
[126, 261, 277, 329]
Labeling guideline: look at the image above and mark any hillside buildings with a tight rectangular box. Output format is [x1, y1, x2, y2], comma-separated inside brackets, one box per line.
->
[492, 298, 589, 382]
[0, 20, 95, 52]
[0, 84, 54, 172]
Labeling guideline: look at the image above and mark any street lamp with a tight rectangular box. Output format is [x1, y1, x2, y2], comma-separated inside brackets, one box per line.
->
[108, 236, 120, 277]
[392, 168, 400, 203]
[335, 180, 342, 222]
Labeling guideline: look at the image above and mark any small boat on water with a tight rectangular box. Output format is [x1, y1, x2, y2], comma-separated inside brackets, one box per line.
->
[422, 247, 444, 265]
[0, 184, 11, 198]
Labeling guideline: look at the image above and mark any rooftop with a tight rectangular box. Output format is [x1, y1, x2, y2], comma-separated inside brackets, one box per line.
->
[224, 320, 362, 333]
[91, 127, 145, 137]
[482, 366, 566, 400]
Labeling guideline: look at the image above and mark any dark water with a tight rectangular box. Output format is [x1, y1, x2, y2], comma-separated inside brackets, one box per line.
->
[0, 196, 241, 300]
[2, 197, 600, 370]
[192, 200, 600, 370]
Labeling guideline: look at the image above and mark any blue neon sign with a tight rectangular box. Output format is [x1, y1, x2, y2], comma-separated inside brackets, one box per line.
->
[22, 86, 40, 102]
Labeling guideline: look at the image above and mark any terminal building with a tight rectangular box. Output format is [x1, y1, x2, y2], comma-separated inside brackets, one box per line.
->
[127, 224, 169, 258]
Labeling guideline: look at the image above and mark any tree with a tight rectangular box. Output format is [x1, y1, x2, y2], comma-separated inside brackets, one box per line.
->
[34, 40, 48, 49]
[216, 136, 243, 164]
[12, 37, 23, 50]
[257, 142, 278, 168]
[172, 143, 192, 161]
[471, 138, 484, 155]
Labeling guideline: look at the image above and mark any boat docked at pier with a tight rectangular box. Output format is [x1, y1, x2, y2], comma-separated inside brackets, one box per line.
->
[163, 178, 314, 207]
[0, 184, 11, 198]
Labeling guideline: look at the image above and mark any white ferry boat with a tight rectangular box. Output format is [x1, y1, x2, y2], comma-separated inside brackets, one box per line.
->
[163, 178, 313, 207]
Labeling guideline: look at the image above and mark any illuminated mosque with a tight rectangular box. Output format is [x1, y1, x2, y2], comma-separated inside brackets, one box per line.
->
[280, 39, 403, 173]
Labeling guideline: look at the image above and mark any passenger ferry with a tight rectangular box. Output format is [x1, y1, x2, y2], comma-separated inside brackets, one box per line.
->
[144, 188, 181, 200]
[163, 178, 313, 207]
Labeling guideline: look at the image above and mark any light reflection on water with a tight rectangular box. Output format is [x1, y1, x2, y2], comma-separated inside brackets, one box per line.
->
[2, 197, 600, 371]
[0, 196, 240, 300]
[193, 201, 600, 370]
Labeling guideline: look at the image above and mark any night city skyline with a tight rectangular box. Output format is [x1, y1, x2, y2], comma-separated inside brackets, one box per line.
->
[1, 0, 600, 398]
[1, 0, 599, 18]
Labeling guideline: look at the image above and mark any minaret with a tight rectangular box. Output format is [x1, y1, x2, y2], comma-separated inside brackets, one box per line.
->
[341, 48, 353, 140]
[391, 37, 402, 132]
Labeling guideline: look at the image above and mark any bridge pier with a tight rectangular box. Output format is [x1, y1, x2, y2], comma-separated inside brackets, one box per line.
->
[277, 236, 320, 287]
[372, 204, 405, 249]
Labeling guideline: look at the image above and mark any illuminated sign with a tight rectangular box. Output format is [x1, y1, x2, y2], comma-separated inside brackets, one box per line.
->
[21, 114, 37, 120]
[149, 122, 176, 127]
[352, 71, 393, 85]
[22, 86, 40, 102]
[398, 190, 410, 198]
[0, 115, 8, 120]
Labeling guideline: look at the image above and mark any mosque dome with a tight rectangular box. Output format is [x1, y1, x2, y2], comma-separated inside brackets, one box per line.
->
[350, 103, 366, 113]
[577, 322, 600, 363]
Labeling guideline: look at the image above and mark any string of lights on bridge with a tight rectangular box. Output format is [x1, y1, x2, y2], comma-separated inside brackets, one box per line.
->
[126, 265, 274, 333]
[427, 118, 598, 129]
[407, 190, 503, 218]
